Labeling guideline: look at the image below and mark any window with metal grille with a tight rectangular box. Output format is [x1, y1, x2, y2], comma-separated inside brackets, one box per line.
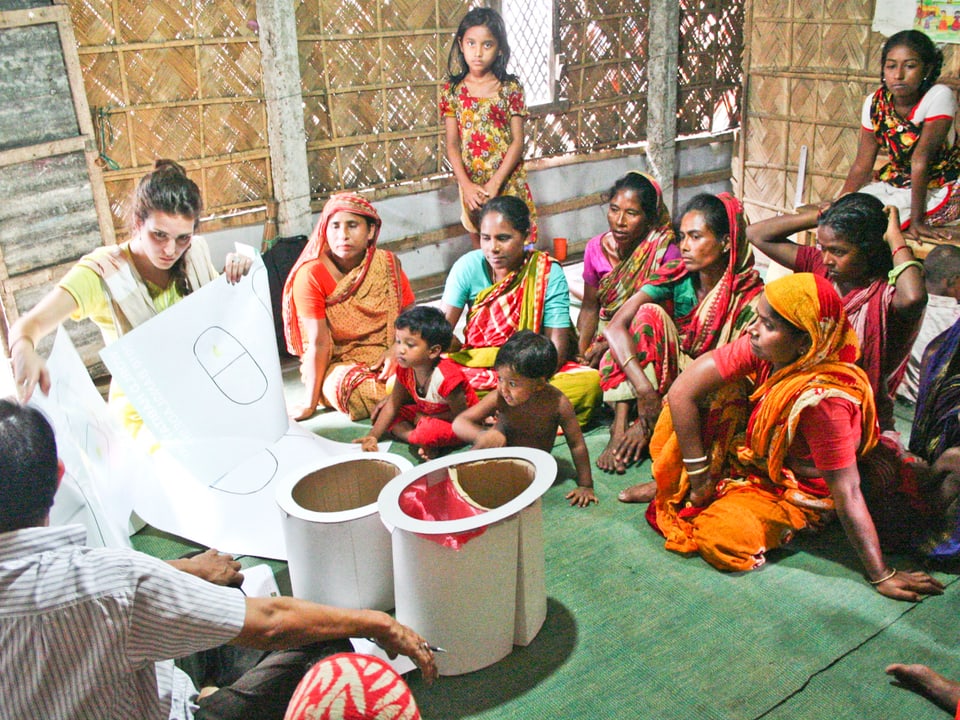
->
[502, 0, 557, 106]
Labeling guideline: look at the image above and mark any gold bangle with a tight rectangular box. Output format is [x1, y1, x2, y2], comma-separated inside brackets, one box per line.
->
[868, 567, 897, 585]
[622, 354, 639, 370]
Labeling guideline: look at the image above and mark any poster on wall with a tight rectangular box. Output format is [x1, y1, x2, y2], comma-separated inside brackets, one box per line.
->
[916, 1, 960, 42]
[873, 0, 917, 34]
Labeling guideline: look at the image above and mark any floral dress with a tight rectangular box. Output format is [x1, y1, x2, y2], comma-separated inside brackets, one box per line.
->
[440, 78, 538, 236]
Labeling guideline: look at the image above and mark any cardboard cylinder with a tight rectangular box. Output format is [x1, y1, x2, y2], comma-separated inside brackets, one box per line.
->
[276, 453, 412, 610]
[378, 448, 556, 675]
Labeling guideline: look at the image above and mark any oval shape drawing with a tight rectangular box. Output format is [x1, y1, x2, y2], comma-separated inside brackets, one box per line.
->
[210, 447, 278, 495]
[193, 326, 268, 405]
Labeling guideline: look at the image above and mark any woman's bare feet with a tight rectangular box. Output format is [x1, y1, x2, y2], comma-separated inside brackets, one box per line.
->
[886, 663, 960, 714]
[618, 480, 656, 503]
[597, 401, 631, 473]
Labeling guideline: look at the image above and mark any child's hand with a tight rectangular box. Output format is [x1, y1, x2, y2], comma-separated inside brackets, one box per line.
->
[463, 181, 489, 211]
[353, 435, 379, 452]
[566, 486, 598, 507]
[482, 177, 502, 200]
[473, 428, 507, 449]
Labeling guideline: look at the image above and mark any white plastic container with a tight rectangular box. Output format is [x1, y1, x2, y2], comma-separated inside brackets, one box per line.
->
[378, 448, 556, 675]
[276, 452, 412, 610]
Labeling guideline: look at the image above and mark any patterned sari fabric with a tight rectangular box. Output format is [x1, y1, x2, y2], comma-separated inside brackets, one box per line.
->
[651, 274, 880, 572]
[594, 173, 682, 323]
[283, 653, 420, 720]
[910, 317, 960, 463]
[842, 277, 910, 434]
[870, 87, 960, 225]
[448, 250, 601, 425]
[281, 193, 406, 420]
[599, 193, 763, 397]
[905, 317, 960, 558]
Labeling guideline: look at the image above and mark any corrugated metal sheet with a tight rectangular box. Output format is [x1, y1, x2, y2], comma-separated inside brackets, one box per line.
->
[0, 22, 78, 150]
[0, 153, 101, 276]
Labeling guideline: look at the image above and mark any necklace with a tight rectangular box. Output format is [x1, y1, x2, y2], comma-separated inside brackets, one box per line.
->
[415, 373, 430, 397]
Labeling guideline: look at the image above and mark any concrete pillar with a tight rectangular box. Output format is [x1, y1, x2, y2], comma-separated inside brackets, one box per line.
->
[646, 0, 680, 213]
[256, 0, 313, 237]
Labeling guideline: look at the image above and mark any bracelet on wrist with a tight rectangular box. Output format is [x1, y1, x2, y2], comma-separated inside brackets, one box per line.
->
[888, 260, 923, 285]
[9, 336, 34, 354]
[868, 567, 897, 585]
[622, 354, 639, 371]
[686, 465, 710, 477]
[890, 244, 908, 256]
[683, 455, 708, 464]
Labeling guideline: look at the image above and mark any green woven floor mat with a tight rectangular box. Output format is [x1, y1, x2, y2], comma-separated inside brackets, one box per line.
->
[406, 428, 959, 720]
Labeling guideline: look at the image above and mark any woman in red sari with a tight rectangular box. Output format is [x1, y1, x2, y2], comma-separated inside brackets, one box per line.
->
[282, 193, 415, 421]
[650, 273, 943, 602]
[747, 192, 926, 435]
[602, 193, 763, 493]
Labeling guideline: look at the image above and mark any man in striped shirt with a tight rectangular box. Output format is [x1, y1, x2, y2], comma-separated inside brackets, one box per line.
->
[0, 400, 437, 719]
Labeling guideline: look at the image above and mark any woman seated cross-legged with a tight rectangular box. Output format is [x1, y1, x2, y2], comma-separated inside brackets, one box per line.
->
[601, 193, 763, 498]
[440, 195, 601, 426]
[648, 272, 944, 602]
[282, 193, 415, 421]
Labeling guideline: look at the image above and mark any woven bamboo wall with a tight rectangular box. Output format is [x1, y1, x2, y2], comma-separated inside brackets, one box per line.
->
[736, 0, 960, 224]
[68, 0, 269, 239]
[67, 0, 744, 236]
[677, 0, 744, 136]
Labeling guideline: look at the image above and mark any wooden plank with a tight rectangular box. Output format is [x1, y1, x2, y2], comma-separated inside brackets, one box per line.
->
[0, 136, 87, 168]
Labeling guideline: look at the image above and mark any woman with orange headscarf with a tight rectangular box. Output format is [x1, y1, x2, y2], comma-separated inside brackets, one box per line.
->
[648, 273, 943, 601]
[282, 193, 415, 421]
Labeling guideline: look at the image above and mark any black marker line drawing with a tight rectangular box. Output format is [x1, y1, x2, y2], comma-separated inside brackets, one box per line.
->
[193, 326, 268, 405]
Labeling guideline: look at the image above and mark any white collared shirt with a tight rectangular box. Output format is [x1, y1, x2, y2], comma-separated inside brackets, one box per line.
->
[0, 525, 245, 720]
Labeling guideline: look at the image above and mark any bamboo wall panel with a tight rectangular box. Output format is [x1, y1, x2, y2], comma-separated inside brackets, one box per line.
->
[677, 0, 743, 136]
[69, 0, 269, 238]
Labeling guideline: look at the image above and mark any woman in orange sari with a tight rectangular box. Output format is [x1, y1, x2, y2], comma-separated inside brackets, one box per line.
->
[602, 193, 763, 490]
[649, 273, 943, 602]
[282, 193, 415, 421]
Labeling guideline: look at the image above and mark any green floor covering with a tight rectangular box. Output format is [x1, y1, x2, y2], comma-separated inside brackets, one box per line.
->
[132, 397, 960, 719]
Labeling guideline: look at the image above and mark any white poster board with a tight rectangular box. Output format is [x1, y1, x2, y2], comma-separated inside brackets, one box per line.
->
[94, 257, 360, 559]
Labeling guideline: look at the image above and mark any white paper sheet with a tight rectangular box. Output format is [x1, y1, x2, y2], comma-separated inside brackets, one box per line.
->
[872, 0, 916, 35]
[33, 328, 139, 549]
[94, 256, 360, 559]
[101, 261, 288, 483]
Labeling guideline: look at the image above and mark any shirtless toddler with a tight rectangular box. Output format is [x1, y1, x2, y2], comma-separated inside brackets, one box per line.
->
[453, 330, 597, 507]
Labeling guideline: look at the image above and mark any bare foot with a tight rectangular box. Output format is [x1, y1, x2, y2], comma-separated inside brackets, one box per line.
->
[417, 445, 441, 461]
[886, 663, 960, 714]
[618, 480, 656, 503]
[597, 431, 627, 473]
